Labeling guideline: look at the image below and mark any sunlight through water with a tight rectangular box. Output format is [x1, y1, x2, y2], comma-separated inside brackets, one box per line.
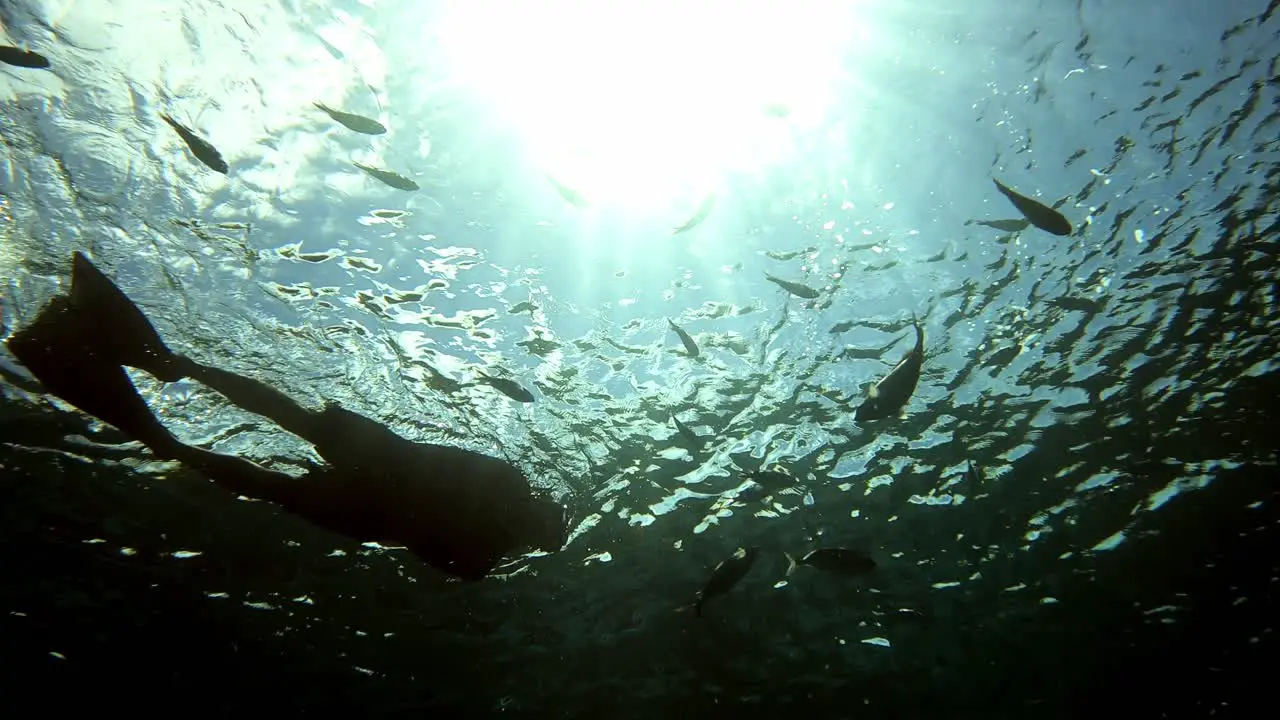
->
[432, 1, 863, 211]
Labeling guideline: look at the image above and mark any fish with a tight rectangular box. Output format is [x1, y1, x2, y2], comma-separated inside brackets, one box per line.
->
[765, 247, 816, 261]
[672, 192, 717, 234]
[854, 316, 924, 422]
[478, 373, 535, 403]
[670, 412, 700, 445]
[734, 482, 768, 503]
[160, 114, 228, 174]
[965, 218, 1032, 233]
[0, 46, 50, 69]
[693, 546, 759, 617]
[353, 162, 419, 191]
[1046, 296, 1105, 313]
[748, 463, 795, 490]
[314, 102, 386, 135]
[548, 175, 588, 208]
[992, 178, 1072, 236]
[667, 318, 699, 358]
[764, 273, 820, 299]
[786, 548, 876, 577]
[966, 459, 983, 491]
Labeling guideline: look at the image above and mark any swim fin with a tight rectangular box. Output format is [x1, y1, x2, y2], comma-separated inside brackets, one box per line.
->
[67, 251, 184, 383]
[6, 295, 178, 457]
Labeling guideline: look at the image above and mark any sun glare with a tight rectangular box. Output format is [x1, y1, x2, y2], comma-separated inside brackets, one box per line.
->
[433, 2, 857, 210]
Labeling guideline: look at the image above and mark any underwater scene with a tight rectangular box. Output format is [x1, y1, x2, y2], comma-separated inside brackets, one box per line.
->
[1, 1, 1277, 717]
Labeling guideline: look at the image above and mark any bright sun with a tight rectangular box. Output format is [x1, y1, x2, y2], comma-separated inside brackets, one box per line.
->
[433, 2, 859, 210]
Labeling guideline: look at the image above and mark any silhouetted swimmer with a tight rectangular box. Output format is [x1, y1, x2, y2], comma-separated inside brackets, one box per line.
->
[5, 252, 567, 581]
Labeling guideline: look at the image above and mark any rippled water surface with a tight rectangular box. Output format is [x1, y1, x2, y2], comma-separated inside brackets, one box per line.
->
[2, 1, 1277, 716]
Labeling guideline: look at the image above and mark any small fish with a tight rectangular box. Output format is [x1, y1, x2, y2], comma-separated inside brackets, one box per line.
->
[667, 318, 699, 357]
[548, 175, 588, 208]
[734, 482, 768, 502]
[314, 102, 386, 135]
[749, 463, 795, 490]
[765, 247, 815, 261]
[478, 373, 534, 403]
[966, 459, 983, 491]
[672, 192, 716, 234]
[0, 46, 51, 69]
[855, 315, 924, 422]
[764, 273, 821, 299]
[370, 209, 409, 219]
[670, 412, 700, 445]
[160, 114, 228, 174]
[693, 546, 759, 618]
[965, 218, 1031, 233]
[1046, 296, 1105, 313]
[353, 162, 419, 191]
[785, 548, 876, 577]
[992, 178, 1072, 236]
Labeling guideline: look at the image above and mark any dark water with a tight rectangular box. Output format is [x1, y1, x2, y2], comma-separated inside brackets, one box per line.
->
[2, 0, 1279, 717]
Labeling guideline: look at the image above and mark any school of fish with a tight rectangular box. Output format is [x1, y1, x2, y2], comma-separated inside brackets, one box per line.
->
[1, 30, 1080, 616]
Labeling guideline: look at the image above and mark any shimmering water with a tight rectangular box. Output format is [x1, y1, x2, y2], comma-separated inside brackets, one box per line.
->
[2, 1, 1277, 716]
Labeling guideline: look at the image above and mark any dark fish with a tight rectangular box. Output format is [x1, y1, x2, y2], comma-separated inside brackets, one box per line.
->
[0, 46, 50, 69]
[965, 459, 985, 495]
[965, 218, 1031, 233]
[672, 192, 716, 234]
[992, 178, 1072, 236]
[735, 482, 768, 502]
[785, 548, 876, 577]
[667, 318, 699, 357]
[764, 273, 820, 299]
[693, 546, 759, 617]
[354, 162, 419, 191]
[670, 412, 700, 445]
[479, 373, 534, 403]
[160, 114, 228, 174]
[854, 316, 924, 422]
[765, 247, 814, 261]
[314, 102, 386, 135]
[548, 175, 587, 208]
[749, 463, 795, 490]
[1047, 295, 1105, 313]
[316, 34, 346, 60]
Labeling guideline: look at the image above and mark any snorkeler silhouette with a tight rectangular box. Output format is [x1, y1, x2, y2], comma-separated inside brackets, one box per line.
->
[5, 252, 566, 581]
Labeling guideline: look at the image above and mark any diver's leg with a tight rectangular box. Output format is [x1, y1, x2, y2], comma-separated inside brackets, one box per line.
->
[6, 295, 179, 457]
[166, 440, 387, 548]
[173, 355, 421, 470]
[164, 440, 312, 508]
[59, 252, 409, 463]
[64, 251, 185, 383]
[170, 357, 327, 447]
[61, 251, 330, 445]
